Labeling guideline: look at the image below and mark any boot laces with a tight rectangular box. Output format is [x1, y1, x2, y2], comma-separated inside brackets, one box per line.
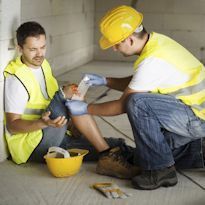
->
[109, 149, 131, 169]
[142, 170, 159, 184]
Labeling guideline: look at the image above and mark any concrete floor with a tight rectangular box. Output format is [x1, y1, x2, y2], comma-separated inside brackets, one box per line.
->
[0, 61, 204, 205]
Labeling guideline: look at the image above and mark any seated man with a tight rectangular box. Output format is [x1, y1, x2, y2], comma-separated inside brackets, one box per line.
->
[4, 21, 139, 179]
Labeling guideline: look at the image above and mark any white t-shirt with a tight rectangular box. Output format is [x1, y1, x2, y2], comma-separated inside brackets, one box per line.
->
[5, 67, 48, 114]
[128, 57, 189, 91]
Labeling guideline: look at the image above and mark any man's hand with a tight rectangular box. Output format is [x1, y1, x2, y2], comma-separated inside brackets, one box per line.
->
[41, 111, 67, 128]
[65, 100, 88, 116]
[84, 73, 107, 86]
[5, 112, 67, 134]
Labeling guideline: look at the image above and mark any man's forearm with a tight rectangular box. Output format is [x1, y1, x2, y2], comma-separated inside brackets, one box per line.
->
[87, 100, 125, 116]
[7, 119, 47, 134]
[106, 76, 132, 91]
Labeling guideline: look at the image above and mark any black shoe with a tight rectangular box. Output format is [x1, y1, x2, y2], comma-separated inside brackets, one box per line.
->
[132, 166, 178, 190]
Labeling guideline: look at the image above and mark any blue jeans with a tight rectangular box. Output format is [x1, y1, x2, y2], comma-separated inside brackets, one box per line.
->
[126, 93, 205, 170]
[29, 90, 133, 163]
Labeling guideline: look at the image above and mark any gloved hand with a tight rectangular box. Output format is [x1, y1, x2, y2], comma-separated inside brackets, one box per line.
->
[65, 100, 88, 116]
[92, 183, 132, 199]
[84, 73, 107, 86]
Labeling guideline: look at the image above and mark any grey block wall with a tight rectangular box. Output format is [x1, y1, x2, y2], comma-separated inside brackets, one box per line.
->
[21, 0, 95, 76]
[94, 0, 205, 63]
[0, 0, 20, 162]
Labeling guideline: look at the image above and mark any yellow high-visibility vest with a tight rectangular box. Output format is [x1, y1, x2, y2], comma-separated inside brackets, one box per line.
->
[4, 57, 58, 164]
[134, 32, 205, 120]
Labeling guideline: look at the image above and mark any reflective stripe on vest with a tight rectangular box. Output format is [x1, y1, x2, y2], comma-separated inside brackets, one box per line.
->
[134, 32, 205, 120]
[24, 108, 45, 115]
[169, 79, 205, 110]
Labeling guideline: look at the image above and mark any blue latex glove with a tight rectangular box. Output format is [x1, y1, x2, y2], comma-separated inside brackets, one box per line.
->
[65, 100, 88, 116]
[84, 73, 107, 86]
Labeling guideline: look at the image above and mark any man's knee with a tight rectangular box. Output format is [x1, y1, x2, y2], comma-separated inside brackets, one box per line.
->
[125, 93, 149, 114]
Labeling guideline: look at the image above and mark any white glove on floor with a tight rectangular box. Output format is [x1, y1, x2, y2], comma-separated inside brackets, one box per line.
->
[92, 182, 132, 199]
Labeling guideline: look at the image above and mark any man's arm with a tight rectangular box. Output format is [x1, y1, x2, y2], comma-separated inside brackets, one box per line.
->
[87, 87, 136, 116]
[84, 74, 132, 92]
[106, 76, 133, 91]
[65, 87, 148, 117]
[6, 112, 67, 134]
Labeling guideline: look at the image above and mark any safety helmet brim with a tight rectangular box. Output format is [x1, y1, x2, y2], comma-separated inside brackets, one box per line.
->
[100, 36, 113, 50]
[99, 5, 143, 50]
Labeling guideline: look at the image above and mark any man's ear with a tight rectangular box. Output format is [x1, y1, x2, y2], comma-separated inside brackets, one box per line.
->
[128, 35, 135, 46]
[17, 45, 23, 53]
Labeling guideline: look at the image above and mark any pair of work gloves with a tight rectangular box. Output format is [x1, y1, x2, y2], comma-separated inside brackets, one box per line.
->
[65, 73, 107, 116]
[92, 182, 132, 199]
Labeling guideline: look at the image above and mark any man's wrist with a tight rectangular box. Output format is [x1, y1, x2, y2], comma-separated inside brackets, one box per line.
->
[38, 119, 48, 129]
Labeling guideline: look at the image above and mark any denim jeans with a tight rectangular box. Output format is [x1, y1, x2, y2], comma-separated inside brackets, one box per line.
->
[126, 93, 205, 170]
[29, 90, 133, 163]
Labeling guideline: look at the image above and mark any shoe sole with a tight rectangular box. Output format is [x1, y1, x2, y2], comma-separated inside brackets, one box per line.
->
[96, 167, 131, 179]
[132, 178, 178, 190]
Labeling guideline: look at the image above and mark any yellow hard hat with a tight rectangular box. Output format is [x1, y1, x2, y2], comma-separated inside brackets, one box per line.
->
[44, 147, 89, 178]
[99, 5, 143, 49]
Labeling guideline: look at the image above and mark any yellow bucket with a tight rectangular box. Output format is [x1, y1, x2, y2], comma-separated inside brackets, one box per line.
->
[44, 148, 89, 178]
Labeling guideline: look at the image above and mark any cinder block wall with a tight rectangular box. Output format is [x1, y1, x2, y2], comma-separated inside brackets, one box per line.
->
[0, 0, 20, 162]
[94, 0, 136, 62]
[94, 0, 205, 63]
[21, 0, 95, 76]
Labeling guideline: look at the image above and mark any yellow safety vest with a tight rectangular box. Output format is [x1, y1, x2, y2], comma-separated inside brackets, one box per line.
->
[4, 57, 58, 164]
[134, 32, 205, 120]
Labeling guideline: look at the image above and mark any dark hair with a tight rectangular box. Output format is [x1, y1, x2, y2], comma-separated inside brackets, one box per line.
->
[16, 21, 46, 47]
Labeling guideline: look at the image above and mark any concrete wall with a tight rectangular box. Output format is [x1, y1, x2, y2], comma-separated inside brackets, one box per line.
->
[94, 0, 205, 63]
[94, 0, 136, 62]
[21, 0, 95, 76]
[0, 0, 20, 162]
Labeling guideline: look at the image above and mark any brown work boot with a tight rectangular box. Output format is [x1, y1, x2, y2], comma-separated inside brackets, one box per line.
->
[96, 147, 140, 179]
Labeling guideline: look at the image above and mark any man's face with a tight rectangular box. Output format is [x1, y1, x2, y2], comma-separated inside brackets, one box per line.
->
[112, 35, 141, 56]
[19, 34, 46, 68]
[112, 40, 131, 57]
